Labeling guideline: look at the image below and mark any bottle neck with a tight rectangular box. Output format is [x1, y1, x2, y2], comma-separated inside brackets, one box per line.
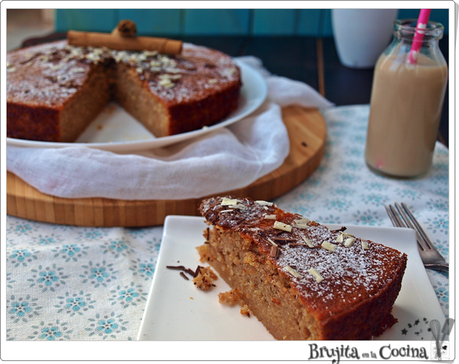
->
[385, 26, 446, 66]
[393, 19, 444, 49]
[395, 34, 440, 49]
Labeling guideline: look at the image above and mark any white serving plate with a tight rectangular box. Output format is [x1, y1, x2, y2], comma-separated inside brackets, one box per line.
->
[138, 216, 445, 341]
[7, 60, 267, 152]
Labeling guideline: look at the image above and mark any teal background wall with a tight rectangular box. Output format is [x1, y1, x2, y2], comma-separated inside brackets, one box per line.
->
[55, 9, 449, 36]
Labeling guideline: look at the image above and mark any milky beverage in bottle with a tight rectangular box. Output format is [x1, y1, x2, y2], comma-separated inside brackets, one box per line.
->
[365, 20, 448, 178]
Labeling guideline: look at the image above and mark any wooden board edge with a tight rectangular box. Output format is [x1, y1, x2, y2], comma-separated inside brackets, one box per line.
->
[7, 106, 327, 227]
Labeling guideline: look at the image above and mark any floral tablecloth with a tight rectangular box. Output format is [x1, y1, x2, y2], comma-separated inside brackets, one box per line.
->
[5, 105, 449, 341]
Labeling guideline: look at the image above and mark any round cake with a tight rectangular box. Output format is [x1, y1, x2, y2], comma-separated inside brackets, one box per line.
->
[7, 40, 242, 142]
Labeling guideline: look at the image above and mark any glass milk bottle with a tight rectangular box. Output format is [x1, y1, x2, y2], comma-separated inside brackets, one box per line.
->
[365, 19, 448, 178]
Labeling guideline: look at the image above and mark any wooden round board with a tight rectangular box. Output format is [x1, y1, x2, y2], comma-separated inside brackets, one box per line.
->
[7, 105, 327, 227]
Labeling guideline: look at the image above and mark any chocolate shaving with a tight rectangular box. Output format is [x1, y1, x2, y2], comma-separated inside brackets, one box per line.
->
[288, 242, 310, 247]
[186, 268, 197, 276]
[180, 272, 189, 280]
[194, 265, 203, 278]
[271, 237, 297, 245]
[166, 264, 187, 270]
[206, 227, 210, 240]
[19, 53, 43, 65]
[44, 75, 58, 83]
[271, 229, 285, 235]
[270, 245, 279, 259]
[166, 265, 196, 277]
[331, 226, 347, 233]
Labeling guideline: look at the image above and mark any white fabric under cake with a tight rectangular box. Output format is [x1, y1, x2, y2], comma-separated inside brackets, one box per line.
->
[7, 57, 333, 200]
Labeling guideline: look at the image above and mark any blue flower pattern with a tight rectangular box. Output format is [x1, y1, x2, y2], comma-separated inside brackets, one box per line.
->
[7, 295, 42, 324]
[33, 234, 61, 245]
[10, 249, 31, 262]
[14, 224, 33, 235]
[91, 268, 109, 282]
[86, 313, 130, 339]
[9, 248, 39, 268]
[98, 319, 118, 333]
[81, 230, 103, 241]
[54, 291, 96, 317]
[62, 244, 80, 256]
[110, 241, 128, 253]
[6, 105, 448, 340]
[139, 263, 155, 277]
[28, 320, 72, 340]
[41, 326, 62, 340]
[119, 289, 138, 302]
[38, 271, 59, 286]
[10, 302, 32, 317]
[101, 238, 136, 258]
[66, 297, 86, 311]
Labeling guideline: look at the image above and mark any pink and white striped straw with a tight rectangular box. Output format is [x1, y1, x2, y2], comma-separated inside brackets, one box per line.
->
[408, 9, 431, 64]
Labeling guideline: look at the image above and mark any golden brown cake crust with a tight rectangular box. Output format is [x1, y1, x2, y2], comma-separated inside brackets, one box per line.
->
[199, 196, 408, 340]
[7, 103, 61, 141]
[7, 40, 241, 141]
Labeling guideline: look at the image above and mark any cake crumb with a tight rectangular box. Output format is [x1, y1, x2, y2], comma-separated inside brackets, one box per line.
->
[240, 304, 251, 317]
[193, 266, 218, 291]
[218, 288, 252, 318]
[218, 288, 243, 306]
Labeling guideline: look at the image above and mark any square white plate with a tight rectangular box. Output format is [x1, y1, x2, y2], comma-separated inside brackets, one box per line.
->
[138, 216, 445, 340]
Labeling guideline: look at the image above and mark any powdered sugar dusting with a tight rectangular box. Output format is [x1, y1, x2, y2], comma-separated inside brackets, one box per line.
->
[7, 40, 241, 107]
[200, 196, 407, 318]
[7, 42, 92, 105]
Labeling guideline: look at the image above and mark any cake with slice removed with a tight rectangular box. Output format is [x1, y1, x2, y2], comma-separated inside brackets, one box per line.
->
[7, 40, 241, 142]
[197, 196, 407, 340]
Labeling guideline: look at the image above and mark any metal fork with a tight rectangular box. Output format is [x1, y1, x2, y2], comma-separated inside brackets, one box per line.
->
[385, 203, 448, 272]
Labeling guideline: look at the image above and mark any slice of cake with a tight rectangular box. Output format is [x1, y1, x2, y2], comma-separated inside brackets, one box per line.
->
[7, 40, 241, 142]
[198, 196, 407, 340]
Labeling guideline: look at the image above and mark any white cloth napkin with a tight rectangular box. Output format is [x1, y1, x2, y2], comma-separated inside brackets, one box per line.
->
[7, 57, 333, 200]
